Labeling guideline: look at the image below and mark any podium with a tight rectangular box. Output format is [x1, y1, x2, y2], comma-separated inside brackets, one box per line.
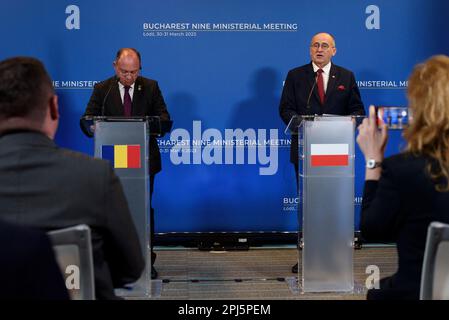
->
[81, 116, 171, 298]
[287, 115, 355, 292]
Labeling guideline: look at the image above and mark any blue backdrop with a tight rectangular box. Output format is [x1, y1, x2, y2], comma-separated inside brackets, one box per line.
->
[1, 0, 449, 233]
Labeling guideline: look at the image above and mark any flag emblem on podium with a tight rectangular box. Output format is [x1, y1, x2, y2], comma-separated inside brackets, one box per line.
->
[310, 144, 349, 167]
[102, 145, 141, 169]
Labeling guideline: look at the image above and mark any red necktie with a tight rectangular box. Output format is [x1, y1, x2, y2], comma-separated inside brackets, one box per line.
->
[124, 86, 132, 117]
[317, 69, 325, 105]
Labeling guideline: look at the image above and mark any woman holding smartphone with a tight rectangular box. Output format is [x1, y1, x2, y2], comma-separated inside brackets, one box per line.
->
[357, 55, 449, 300]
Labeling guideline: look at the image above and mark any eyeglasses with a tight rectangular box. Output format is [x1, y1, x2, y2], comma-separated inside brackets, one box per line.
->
[118, 68, 139, 76]
[310, 42, 333, 50]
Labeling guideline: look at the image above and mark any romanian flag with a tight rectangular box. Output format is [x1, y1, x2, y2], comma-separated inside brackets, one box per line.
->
[102, 145, 141, 169]
[310, 144, 349, 167]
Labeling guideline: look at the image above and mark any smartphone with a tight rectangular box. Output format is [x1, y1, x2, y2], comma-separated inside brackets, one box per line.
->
[375, 106, 409, 129]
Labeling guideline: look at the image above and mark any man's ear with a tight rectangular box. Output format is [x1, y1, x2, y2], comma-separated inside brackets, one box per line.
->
[49, 95, 59, 120]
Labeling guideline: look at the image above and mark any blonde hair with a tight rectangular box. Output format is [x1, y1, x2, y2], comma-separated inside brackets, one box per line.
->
[404, 55, 449, 191]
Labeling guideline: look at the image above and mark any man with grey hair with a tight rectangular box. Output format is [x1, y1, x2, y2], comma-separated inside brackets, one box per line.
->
[279, 33, 365, 273]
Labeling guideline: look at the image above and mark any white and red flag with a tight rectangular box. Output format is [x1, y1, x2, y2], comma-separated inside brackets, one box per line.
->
[310, 144, 349, 167]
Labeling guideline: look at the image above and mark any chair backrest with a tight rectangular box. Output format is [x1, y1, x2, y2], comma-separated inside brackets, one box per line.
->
[420, 221, 449, 300]
[47, 224, 95, 300]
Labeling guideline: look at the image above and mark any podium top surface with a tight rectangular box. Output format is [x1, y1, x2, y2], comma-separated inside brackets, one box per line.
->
[80, 116, 173, 137]
[82, 116, 161, 122]
[285, 114, 364, 135]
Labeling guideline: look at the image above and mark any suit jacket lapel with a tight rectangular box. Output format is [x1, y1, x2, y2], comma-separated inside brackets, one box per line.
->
[306, 63, 321, 105]
[324, 64, 338, 107]
[109, 80, 123, 116]
[131, 77, 145, 116]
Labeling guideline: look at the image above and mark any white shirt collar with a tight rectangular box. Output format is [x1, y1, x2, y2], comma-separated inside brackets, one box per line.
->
[118, 82, 135, 90]
[312, 62, 332, 74]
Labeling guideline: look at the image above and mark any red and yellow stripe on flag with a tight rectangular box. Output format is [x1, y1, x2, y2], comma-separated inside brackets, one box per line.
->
[310, 144, 349, 167]
[102, 145, 141, 169]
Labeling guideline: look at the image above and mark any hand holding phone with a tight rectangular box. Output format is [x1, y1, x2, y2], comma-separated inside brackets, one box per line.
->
[356, 105, 388, 164]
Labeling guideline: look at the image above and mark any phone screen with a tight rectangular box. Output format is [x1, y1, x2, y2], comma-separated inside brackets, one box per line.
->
[375, 106, 409, 129]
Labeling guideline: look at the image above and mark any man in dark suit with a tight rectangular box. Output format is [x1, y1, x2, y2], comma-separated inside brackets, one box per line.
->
[0, 57, 144, 300]
[81, 48, 171, 279]
[279, 33, 365, 273]
[0, 220, 69, 300]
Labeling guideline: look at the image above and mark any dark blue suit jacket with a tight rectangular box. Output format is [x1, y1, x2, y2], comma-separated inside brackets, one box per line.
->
[279, 62, 365, 163]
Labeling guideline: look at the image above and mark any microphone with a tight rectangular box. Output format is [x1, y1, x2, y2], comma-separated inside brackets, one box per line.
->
[101, 76, 119, 116]
[306, 71, 319, 109]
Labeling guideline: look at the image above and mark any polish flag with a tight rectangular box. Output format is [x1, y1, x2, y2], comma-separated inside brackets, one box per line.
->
[311, 144, 349, 167]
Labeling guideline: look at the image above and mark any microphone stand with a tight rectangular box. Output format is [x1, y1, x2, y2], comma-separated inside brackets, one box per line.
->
[306, 71, 318, 109]
[101, 76, 118, 117]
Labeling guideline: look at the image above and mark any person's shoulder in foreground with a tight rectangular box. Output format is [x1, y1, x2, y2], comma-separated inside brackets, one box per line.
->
[0, 56, 144, 300]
